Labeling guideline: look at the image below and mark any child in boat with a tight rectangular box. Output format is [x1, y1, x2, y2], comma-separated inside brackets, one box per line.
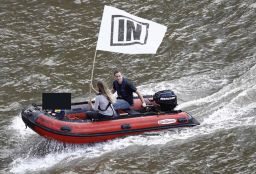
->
[87, 81, 117, 120]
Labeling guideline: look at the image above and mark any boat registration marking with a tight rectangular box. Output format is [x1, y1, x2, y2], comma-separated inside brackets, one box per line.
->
[158, 119, 176, 125]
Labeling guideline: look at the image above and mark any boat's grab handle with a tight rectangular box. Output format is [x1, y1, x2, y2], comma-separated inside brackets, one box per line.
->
[121, 124, 131, 129]
[60, 126, 72, 132]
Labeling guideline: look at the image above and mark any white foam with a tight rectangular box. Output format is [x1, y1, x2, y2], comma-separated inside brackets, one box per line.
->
[73, 0, 89, 4]
[213, 0, 224, 4]
[176, 87, 240, 110]
[41, 58, 57, 66]
[0, 102, 22, 112]
[249, 3, 256, 8]
[74, 0, 81, 4]
[214, 38, 225, 44]
[8, 114, 35, 137]
[11, 150, 76, 174]
[137, 81, 177, 96]
[10, 129, 193, 174]
[23, 74, 50, 82]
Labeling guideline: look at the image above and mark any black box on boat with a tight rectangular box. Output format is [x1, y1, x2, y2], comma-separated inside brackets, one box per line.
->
[42, 93, 71, 110]
[153, 90, 177, 111]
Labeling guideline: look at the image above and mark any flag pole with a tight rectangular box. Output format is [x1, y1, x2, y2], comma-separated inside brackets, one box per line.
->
[89, 50, 97, 95]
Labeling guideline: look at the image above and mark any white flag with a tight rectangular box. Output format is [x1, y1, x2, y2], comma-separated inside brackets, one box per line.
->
[96, 5, 167, 54]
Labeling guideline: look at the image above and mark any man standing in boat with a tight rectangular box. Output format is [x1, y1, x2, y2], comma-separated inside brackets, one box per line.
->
[112, 70, 146, 110]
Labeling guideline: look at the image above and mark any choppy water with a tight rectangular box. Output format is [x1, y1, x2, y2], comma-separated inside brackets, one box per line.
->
[1, 0, 256, 173]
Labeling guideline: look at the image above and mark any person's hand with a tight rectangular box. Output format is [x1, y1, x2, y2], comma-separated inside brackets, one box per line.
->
[88, 99, 93, 110]
[142, 102, 147, 107]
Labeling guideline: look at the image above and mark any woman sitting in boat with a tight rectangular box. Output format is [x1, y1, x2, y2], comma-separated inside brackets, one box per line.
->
[87, 81, 117, 120]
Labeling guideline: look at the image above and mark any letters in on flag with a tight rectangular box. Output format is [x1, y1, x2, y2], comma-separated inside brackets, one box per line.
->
[96, 6, 167, 54]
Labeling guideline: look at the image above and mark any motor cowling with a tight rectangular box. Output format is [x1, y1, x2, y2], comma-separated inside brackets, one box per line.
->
[153, 90, 177, 111]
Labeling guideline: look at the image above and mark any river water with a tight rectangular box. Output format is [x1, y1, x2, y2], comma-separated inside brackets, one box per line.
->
[1, 0, 256, 173]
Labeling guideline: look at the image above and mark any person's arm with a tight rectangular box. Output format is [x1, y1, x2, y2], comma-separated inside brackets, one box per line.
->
[126, 79, 146, 107]
[112, 81, 116, 94]
[135, 90, 146, 107]
[111, 88, 116, 94]
[92, 96, 100, 111]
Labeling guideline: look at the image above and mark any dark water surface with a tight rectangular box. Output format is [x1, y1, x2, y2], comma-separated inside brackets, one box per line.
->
[1, 0, 256, 173]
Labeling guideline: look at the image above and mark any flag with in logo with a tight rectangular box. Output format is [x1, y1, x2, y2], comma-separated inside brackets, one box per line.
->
[96, 5, 167, 54]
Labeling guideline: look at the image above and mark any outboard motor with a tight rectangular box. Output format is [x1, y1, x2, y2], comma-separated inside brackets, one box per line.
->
[153, 90, 177, 111]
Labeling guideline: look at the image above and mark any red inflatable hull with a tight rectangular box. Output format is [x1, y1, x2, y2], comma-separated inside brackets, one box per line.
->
[22, 98, 200, 144]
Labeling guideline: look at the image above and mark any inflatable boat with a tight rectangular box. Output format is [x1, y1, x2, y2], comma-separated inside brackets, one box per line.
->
[21, 90, 200, 144]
